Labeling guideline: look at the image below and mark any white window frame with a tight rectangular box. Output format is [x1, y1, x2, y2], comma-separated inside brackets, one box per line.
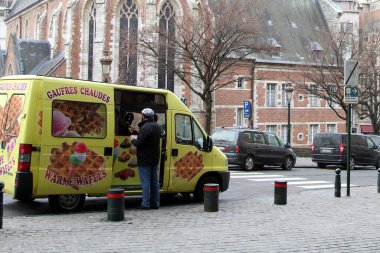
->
[266, 83, 277, 107]
[309, 84, 319, 107]
[237, 76, 245, 88]
[280, 125, 288, 143]
[327, 124, 337, 133]
[309, 124, 319, 143]
[236, 108, 243, 126]
[266, 125, 277, 133]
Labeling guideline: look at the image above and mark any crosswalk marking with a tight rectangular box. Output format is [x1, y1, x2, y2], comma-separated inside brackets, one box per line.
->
[229, 171, 360, 190]
[231, 174, 284, 179]
[286, 181, 329, 185]
[229, 172, 264, 175]
[299, 184, 357, 189]
[248, 177, 306, 182]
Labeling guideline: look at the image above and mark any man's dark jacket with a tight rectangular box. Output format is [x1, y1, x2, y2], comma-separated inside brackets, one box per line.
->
[131, 119, 161, 166]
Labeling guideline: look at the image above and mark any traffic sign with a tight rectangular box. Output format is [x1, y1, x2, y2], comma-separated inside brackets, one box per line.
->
[344, 60, 359, 88]
[344, 87, 358, 104]
[243, 100, 251, 118]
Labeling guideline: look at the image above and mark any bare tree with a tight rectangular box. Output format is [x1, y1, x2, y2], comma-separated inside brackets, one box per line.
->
[357, 29, 380, 134]
[291, 26, 360, 121]
[139, 0, 266, 134]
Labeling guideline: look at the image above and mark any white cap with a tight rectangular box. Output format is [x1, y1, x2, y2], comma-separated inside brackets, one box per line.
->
[141, 108, 154, 118]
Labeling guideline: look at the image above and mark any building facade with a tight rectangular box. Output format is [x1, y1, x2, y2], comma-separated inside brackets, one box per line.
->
[3, 0, 375, 147]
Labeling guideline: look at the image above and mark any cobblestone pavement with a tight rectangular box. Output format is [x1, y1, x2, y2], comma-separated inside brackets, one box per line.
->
[2, 186, 380, 252]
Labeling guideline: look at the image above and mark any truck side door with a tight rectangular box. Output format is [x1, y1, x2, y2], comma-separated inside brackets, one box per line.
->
[168, 112, 212, 192]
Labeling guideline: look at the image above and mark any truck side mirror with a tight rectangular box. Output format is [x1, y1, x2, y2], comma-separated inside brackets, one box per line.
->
[203, 135, 213, 152]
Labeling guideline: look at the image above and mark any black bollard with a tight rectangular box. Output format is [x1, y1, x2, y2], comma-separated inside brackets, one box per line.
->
[203, 183, 219, 212]
[274, 181, 287, 205]
[0, 181, 4, 229]
[107, 188, 125, 221]
[335, 168, 341, 197]
[378, 169, 380, 194]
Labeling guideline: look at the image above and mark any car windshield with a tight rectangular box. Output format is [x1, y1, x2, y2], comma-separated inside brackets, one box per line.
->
[211, 130, 236, 142]
[314, 134, 341, 147]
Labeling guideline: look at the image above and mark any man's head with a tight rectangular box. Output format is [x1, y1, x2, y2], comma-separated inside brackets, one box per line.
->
[141, 108, 155, 120]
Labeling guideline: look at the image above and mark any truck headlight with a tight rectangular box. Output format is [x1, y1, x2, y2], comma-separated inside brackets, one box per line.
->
[225, 159, 228, 166]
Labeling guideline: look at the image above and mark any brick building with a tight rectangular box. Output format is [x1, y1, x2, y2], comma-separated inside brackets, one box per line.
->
[1, 0, 375, 147]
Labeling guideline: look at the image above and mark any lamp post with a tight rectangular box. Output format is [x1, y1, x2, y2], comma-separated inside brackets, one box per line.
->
[100, 49, 113, 83]
[285, 83, 294, 146]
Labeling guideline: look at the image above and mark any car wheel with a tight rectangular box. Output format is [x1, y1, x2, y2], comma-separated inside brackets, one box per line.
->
[243, 155, 254, 171]
[349, 157, 356, 170]
[376, 158, 380, 170]
[281, 156, 294, 170]
[193, 176, 219, 202]
[317, 163, 326, 168]
[48, 194, 85, 212]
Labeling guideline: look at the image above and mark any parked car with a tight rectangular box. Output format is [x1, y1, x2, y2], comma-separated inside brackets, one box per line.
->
[368, 134, 380, 148]
[211, 128, 297, 170]
[312, 133, 380, 169]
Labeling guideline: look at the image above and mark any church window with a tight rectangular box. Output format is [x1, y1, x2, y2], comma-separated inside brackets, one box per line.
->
[88, 3, 96, 81]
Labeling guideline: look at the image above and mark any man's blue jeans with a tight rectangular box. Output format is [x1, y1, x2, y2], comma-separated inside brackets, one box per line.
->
[138, 165, 160, 208]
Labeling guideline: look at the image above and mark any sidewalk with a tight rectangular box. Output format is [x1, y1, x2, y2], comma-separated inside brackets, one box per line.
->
[295, 156, 316, 168]
[2, 186, 380, 252]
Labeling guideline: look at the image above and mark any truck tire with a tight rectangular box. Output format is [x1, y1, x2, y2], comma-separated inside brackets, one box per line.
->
[193, 176, 219, 202]
[48, 194, 85, 212]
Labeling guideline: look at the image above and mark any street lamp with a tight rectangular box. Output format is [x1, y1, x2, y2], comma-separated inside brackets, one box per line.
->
[285, 83, 294, 147]
[100, 49, 113, 83]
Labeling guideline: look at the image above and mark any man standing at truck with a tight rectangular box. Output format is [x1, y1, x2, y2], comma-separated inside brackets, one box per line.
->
[131, 108, 161, 209]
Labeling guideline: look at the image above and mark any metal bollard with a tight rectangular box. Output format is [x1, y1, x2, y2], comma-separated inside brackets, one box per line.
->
[107, 188, 125, 221]
[0, 181, 4, 229]
[378, 169, 380, 194]
[335, 168, 341, 197]
[274, 181, 287, 205]
[203, 183, 219, 212]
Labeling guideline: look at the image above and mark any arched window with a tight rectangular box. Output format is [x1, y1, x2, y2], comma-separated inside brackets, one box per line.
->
[7, 64, 13, 76]
[88, 3, 96, 81]
[158, 0, 175, 91]
[119, 0, 138, 85]
[25, 20, 29, 39]
[35, 14, 40, 39]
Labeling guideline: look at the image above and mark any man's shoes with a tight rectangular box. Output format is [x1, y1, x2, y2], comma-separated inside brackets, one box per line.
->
[151, 206, 159, 209]
[138, 206, 150, 210]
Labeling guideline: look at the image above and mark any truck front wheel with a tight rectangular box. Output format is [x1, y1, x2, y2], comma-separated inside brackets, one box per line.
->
[48, 194, 85, 212]
[193, 176, 219, 202]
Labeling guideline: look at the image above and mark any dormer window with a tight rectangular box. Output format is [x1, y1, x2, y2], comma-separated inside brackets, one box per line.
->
[311, 42, 324, 60]
[268, 38, 282, 56]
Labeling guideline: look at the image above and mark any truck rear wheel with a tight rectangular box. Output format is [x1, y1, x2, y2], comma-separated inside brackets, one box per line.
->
[48, 194, 85, 212]
[193, 176, 219, 202]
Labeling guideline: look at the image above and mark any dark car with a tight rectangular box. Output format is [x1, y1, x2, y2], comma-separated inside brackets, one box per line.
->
[312, 133, 380, 169]
[368, 134, 380, 148]
[211, 128, 297, 170]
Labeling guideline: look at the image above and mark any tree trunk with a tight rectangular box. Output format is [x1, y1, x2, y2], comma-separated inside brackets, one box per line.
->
[204, 97, 213, 135]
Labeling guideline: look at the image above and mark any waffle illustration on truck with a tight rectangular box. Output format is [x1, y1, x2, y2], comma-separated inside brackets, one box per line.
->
[0, 96, 23, 141]
[174, 151, 204, 181]
[45, 142, 106, 190]
[53, 101, 104, 136]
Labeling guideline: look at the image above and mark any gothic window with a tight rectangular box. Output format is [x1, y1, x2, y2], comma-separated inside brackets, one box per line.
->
[88, 3, 96, 81]
[119, 0, 138, 85]
[35, 14, 40, 39]
[158, 0, 175, 91]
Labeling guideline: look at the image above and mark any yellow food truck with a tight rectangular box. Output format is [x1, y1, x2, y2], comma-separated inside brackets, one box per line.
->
[0, 76, 229, 211]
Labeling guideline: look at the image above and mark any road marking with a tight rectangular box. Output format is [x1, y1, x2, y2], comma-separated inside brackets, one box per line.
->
[285, 181, 330, 185]
[299, 184, 357, 189]
[231, 174, 284, 179]
[248, 177, 306, 182]
[229, 172, 264, 175]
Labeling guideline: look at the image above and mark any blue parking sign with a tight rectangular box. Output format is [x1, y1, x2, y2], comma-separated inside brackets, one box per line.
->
[243, 101, 251, 118]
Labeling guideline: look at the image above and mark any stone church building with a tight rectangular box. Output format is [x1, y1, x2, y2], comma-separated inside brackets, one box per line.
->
[1, 0, 377, 147]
